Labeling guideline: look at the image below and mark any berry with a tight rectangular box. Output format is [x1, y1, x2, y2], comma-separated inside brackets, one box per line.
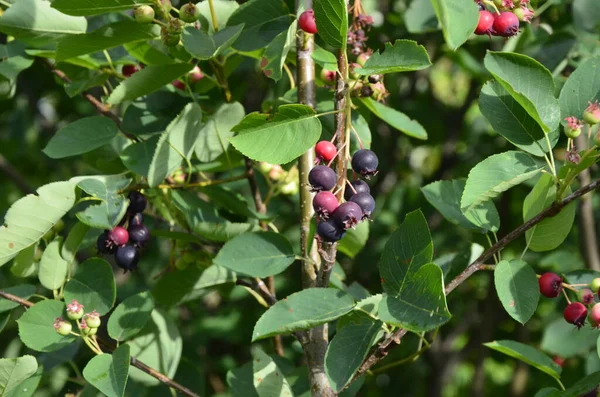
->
[317, 219, 345, 242]
[356, 53, 370, 66]
[160, 0, 172, 13]
[97, 231, 115, 254]
[564, 116, 583, 138]
[344, 180, 370, 201]
[53, 317, 72, 336]
[553, 356, 565, 367]
[172, 79, 186, 90]
[351, 149, 379, 178]
[320, 69, 336, 83]
[66, 300, 84, 320]
[584, 101, 600, 125]
[130, 213, 144, 226]
[134, 5, 155, 24]
[368, 74, 382, 84]
[349, 193, 376, 219]
[189, 66, 204, 84]
[332, 201, 363, 229]
[315, 141, 337, 162]
[179, 2, 200, 23]
[122, 64, 139, 77]
[128, 191, 147, 213]
[115, 245, 140, 271]
[591, 303, 600, 327]
[579, 288, 595, 305]
[474, 10, 494, 35]
[309, 165, 337, 192]
[313, 191, 339, 218]
[538, 272, 563, 298]
[298, 9, 317, 34]
[591, 277, 600, 293]
[492, 12, 520, 37]
[360, 84, 374, 98]
[109, 226, 129, 246]
[128, 223, 150, 245]
[85, 311, 101, 329]
[280, 181, 299, 195]
[563, 302, 587, 328]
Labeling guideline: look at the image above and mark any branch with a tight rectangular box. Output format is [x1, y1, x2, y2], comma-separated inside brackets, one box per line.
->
[0, 153, 34, 195]
[0, 291, 200, 397]
[236, 279, 277, 307]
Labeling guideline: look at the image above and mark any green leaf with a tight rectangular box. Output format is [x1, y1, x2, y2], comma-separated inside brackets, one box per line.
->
[52, 0, 153, 16]
[0, 181, 76, 267]
[559, 56, 600, 120]
[261, 21, 296, 82]
[63, 258, 116, 315]
[56, 21, 158, 61]
[10, 245, 37, 278]
[227, 362, 259, 397]
[195, 102, 245, 162]
[484, 52, 560, 133]
[325, 312, 382, 392]
[121, 91, 188, 136]
[0, 42, 34, 80]
[147, 103, 202, 187]
[108, 292, 154, 342]
[227, 0, 290, 52]
[213, 232, 295, 278]
[4, 365, 42, 397]
[378, 264, 451, 332]
[484, 340, 562, 381]
[312, 46, 338, 71]
[0, 355, 38, 396]
[0, 284, 36, 313]
[523, 174, 576, 252]
[494, 259, 539, 325]
[313, 0, 348, 49]
[358, 98, 427, 140]
[461, 151, 542, 212]
[337, 221, 369, 258]
[480, 80, 559, 157]
[573, 0, 600, 33]
[61, 222, 90, 265]
[230, 104, 322, 164]
[540, 318, 598, 358]
[83, 345, 130, 397]
[182, 24, 244, 60]
[429, 0, 478, 50]
[43, 117, 119, 159]
[17, 300, 77, 352]
[121, 136, 159, 176]
[356, 40, 431, 75]
[198, 0, 239, 32]
[252, 349, 293, 397]
[107, 63, 194, 105]
[123, 41, 175, 66]
[0, 0, 87, 46]
[71, 174, 131, 229]
[38, 238, 68, 291]
[405, 0, 439, 33]
[252, 288, 355, 341]
[422, 179, 500, 232]
[561, 371, 600, 397]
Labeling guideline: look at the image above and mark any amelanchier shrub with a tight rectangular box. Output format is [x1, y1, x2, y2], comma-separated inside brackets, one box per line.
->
[0, 0, 599, 396]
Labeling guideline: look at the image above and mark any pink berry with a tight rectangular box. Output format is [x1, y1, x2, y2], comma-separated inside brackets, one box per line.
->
[298, 9, 317, 34]
[474, 10, 495, 35]
[313, 191, 339, 218]
[553, 356, 565, 367]
[315, 141, 337, 162]
[108, 226, 129, 246]
[563, 302, 587, 328]
[189, 66, 203, 84]
[538, 272, 562, 298]
[591, 303, 600, 327]
[579, 288, 595, 305]
[172, 80, 186, 90]
[493, 12, 520, 37]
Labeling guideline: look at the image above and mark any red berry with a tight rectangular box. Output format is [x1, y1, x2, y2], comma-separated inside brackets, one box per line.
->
[315, 141, 337, 162]
[313, 191, 339, 218]
[591, 303, 600, 327]
[188, 66, 203, 84]
[474, 10, 495, 35]
[298, 9, 317, 34]
[122, 64, 139, 77]
[553, 356, 565, 367]
[172, 80, 186, 90]
[109, 226, 129, 246]
[563, 302, 587, 328]
[579, 288, 595, 305]
[538, 272, 562, 298]
[493, 12, 520, 37]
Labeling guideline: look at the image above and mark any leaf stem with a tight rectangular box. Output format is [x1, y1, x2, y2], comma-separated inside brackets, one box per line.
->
[282, 63, 296, 89]
[207, 0, 219, 31]
[544, 133, 556, 176]
[0, 0, 11, 7]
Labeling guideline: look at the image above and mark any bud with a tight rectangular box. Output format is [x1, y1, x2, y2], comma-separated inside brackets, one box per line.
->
[66, 300, 85, 320]
[564, 116, 583, 139]
[179, 2, 200, 23]
[53, 317, 72, 336]
[134, 5, 155, 24]
[84, 310, 101, 329]
[583, 101, 600, 125]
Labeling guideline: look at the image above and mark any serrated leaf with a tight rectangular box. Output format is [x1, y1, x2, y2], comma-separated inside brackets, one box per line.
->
[38, 238, 68, 291]
[4, 365, 42, 397]
[559, 56, 600, 120]
[123, 40, 175, 66]
[313, 0, 348, 49]
[429, 0, 478, 50]
[484, 340, 562, 381]
[358, 98, 427, 140]
[195, 102, 245, 162]
[63, 258, 116, 315]
[0, 181, 76, 267]
[461, 151, 542, 212]
[52, 0, 153, 16]
[43, 117, 119, 159]
[213, 232, 295, 278]
[121, 135, 160, 176]
[0, 355, 38, 396]
[83, 344, 130, 397]
[0, 285, 36, 313]
[252, 350, 293, 397]
[107, 63, 194, 105]
[261, 21, 296, 82]
[17, 300, 77, 352]
[108, 292, 154, 342]
[227, 0, 290, 52]
[494, 259, 539, 324]
[252, 288, 355, 341]
[182, 24, 244, 60]
[356, 40, 431, 75]
[230, 104, 322, 164]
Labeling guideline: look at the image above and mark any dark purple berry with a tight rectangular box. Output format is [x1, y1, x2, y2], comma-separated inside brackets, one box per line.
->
[108, 226, 129, 246]
[368, 74, 382, 84]
[128, 191, 147, 213]
[309, 165, 337, 192]
[128, 224, 150, 245]
[97, 231, 115, 254]
[344, 180, 370, 201]
[130, 213, 143, 226]
[317, 219, 345, 242]
[351, 149, 378, 178]
[332, 201, 363, 229]
[349, 193, 375, 219]
[313, 191, 339, 218]
[115, 245, 140, 272]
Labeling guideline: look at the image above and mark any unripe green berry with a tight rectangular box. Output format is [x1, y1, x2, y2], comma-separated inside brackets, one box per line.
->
[43, 229, 55, 241]
[182, 251, 195, 264]
[584, 101, 600, 125]
[53, 318, 72, 336]
[66, 300, 85, 321]
[356, 53, 370, 67]
[160, 0, 172, 13]
[134, 5, 155, 24]
[179, 2, 200, 23]
[85, 311, 101, 329]
[564, 126, 582, 139]
[280, 180, 299, 195]
[88, 327, 98, 336]
[52, 219, 65, 233]
[591, 278, 600, 293]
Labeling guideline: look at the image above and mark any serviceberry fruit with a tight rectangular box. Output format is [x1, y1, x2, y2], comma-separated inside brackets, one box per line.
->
[160, 0, 172, 13]
[591, 277, 600, 293]
[172, 79, 186, 90]
[351, 149, 379, 178]
[344, 179, 370, 201]
[128, 223, 150, 245]
[591, 303, 600, 327]
[492, 12, 520, 37]
[179, 2, 200, 23]
[122, 64, 139, 77]
[109, 226, 129, 246]
[66, 300, 84, 320]
[315, 141, 337, 162]
[188, 66, 204, 84]
[564, 116, 583, 138]
[317, 219, 345, 242]
[563, 302, 587, 328]
[360, 84, 374, 98]
[97, 231, 115, 254]
[313, 191, 339, 218]
[130, 213, 144, 226]
[128, 191, 147, 213]
[356, 53, 370, 66]
[332, 201, 363, 229]
[84, 311, 101, 329]
[298, 9, 317, 34]
[349, 193, 376, 219]
[368, 74, 382, 84]
[320, 69, 336, 83]
[579, 288, 595, 305]
[134, 5, 155, 24]
[538, 272, 563, 298]
[115, 245, 140, 272]
[474, 10, 494, 35]
[53, 317, 72, 336]
[309, 165, 337, 192]
[584, 101, 600, 125]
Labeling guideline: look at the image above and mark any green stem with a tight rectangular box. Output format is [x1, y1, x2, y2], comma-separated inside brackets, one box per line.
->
[207, 0, 219, 31]
[315, 109, 344, 118]
[103, 50, 116, 74]
[544, 133, 557, 176]
[0, 0, 12, 7]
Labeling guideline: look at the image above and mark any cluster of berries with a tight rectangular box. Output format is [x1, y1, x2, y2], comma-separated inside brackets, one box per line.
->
[96, 191, 150, 272]
[54, 300, 101, 337]
[564, 101, 600, 140]
[310, 142, 378, 243]
[319, 55, 388, 103]
[539, 272, 600, 329]
[347, 13, 374, 56]
[133, 1, 200, 47]
[474, 0, 534, 38]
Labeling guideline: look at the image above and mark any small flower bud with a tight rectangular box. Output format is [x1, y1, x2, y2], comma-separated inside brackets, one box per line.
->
[53, 317, 72, 336]
[66, 300, 85, 320]
[84, 311, 101, 329]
